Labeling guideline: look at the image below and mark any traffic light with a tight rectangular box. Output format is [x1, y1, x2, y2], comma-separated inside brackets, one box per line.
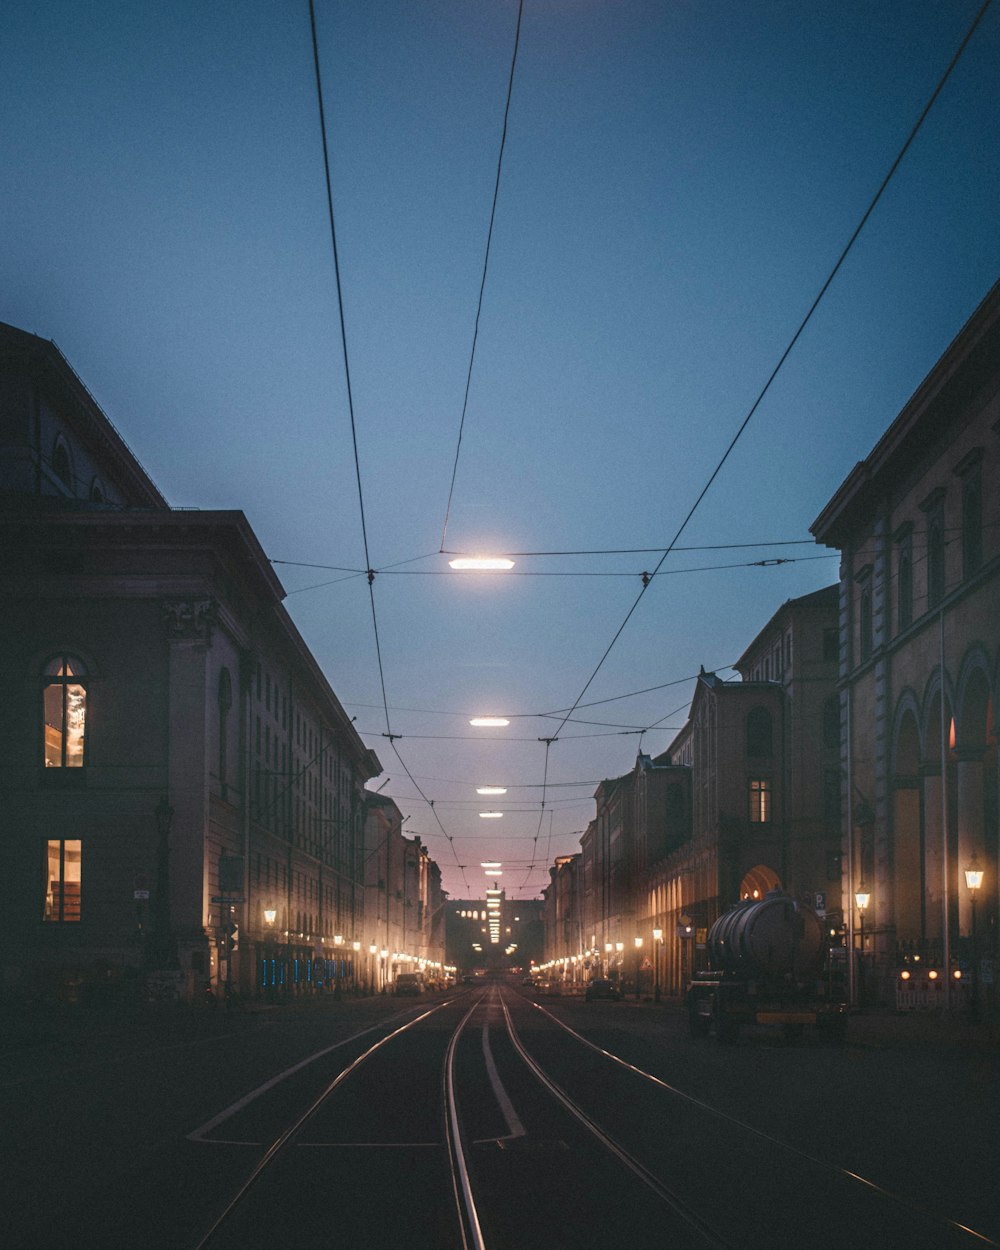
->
[228, 922, 240, 952]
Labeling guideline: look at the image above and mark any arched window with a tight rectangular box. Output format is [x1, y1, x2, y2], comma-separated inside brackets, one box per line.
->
[43, 655, 88, 768]
[52, 437, 73, 491]
[90, 478, 106, 504]
[218, 668, 233, 791]
[746, 706, 773, 758]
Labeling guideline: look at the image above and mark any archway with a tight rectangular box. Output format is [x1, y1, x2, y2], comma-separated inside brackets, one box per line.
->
[738, 864, 782, 901]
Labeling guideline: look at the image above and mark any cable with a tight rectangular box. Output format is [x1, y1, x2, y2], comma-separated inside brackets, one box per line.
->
[439, 0, 524, 550]
[308, 0, 395, 743]
[546, 0, 993, 742]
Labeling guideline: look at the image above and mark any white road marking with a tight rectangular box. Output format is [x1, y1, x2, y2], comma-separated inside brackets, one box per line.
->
[481, 1022, 525, 1141]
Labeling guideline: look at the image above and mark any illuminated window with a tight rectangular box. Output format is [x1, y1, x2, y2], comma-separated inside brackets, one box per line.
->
[43, 655, 87, 769]
[44, 839, 82, 922]
[748, 779, 772, 824]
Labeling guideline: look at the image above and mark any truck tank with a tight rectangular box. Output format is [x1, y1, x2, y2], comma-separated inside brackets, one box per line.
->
[707, 890, 824, 980]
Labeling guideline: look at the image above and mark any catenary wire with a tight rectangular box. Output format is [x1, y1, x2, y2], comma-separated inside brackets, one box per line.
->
[544, 0, 993, 743]
[440, 0, 524, 551]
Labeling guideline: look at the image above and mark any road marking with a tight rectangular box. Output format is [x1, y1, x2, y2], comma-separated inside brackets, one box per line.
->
[481, 1023, 525, 1140]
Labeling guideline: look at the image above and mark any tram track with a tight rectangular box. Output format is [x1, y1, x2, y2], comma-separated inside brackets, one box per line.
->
[179, 983, 996, 1250]
[524, 993, 999, 1249]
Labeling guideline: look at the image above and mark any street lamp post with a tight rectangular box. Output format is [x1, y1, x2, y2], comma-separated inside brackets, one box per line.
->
[263, 906, 277, 1000]
[634, 936, 643, 1000]
[652, 928, 663, 1003]
[855, 888, 870, 1010]
[965, 855, 984, 1019]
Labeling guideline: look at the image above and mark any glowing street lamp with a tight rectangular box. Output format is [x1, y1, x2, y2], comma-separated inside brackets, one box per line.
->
[855, 888, 870, 1009]
[479, 811, 504, 819]
[477, 786, 507, 795]
[449, 557, 515, 570]
[470, 717, 510, 728]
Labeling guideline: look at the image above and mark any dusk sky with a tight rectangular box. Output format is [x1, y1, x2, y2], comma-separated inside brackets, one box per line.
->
[4, 1, 998, 900]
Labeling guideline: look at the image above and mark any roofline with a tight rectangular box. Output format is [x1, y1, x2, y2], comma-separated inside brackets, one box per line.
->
[811, 278, 1000, 547]
[0, 321, 170, 509]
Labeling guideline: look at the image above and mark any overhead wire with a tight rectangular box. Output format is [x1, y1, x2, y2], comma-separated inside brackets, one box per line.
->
[544, 0, 993, 743]
[439, 0, 524, 552]
[306, 1, 469, 891]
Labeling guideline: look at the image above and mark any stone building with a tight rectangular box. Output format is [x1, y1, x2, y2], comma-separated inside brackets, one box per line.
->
[812, 279, 1000, 1009]
[0, 321, 381, 1002]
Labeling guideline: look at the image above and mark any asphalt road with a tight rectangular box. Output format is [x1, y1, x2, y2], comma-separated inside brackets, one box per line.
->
[4, 987, 998, 1249]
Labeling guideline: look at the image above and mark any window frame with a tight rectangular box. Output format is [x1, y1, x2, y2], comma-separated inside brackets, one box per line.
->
[44, 838, 82, 923]
[748, 777, 772, 824]
[42, 653, 88, 774]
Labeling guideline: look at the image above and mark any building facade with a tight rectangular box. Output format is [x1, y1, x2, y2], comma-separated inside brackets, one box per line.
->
[0, 322, 382, 1002]
[543, 586, 840, 999]
[812, 279, 1000, 1010]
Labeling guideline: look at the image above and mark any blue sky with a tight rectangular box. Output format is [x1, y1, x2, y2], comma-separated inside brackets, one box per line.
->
[4, 0, 998, 898]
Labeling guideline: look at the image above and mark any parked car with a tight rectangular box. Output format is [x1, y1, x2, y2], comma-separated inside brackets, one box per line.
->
[393, 973, 423, 996]
[585, 978, 620, 1002]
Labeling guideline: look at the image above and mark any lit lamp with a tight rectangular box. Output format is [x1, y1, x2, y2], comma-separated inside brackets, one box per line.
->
[855, 888, 870, 1010]
[263, 905, 277, 999]
[652, 927, 663, 1003]
[965, 855, 983, 1019]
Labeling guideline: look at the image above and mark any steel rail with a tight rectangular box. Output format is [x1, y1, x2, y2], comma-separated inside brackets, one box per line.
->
[497, 989, 732, 1249]
[532, 1000, 998, 1248]
[442, 995, 490, 1250]
[192, 999, 451, 1249]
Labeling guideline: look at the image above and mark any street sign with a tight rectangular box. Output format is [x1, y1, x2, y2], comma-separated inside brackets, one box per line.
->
[210, 895, 245, 904]
[814, 891, 827, 916]
[133, 889, 150, 900]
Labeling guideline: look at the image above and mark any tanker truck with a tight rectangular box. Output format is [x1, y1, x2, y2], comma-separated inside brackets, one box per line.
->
[686, 891, 847, 1042]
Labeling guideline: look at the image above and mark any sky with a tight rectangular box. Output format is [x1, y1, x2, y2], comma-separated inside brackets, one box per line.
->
[3, 0, 998, 901]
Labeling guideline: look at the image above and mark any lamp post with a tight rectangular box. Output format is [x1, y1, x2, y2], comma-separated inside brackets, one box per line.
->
[263, 906, 277, 999]
[652, 927, 663, 1003]
[965, 855, 983, 1019]
[855, 888, 870, 1010]
[634, 936, 643, 1000]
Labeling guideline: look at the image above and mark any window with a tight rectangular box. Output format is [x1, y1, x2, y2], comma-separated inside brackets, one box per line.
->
[43, 655, 87, 768]
[897, 535, 913, 632]
[859, 584, 872, 663]
[746, 707, 773, 758]
[218, 668, 233, 792]
[823, 769, 841, 823]
[52, 437, 73, 491]
[822, 695, 840, 750]
[748, 778, 772, 824]
[921, 489, 946, 609]
[44, 839, 81, 922]
[962, 473, 982, 579]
